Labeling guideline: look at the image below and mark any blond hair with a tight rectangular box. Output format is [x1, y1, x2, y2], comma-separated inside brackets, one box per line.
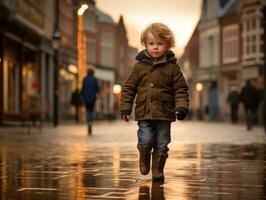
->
[141, 23, 175, 48]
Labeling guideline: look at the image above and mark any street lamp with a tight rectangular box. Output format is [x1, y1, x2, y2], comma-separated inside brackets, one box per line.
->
[52, 31, 61, 49]
[196, 83, 203, 92]
[77, 4, 88, 16]
[52, 30, 61, 127]
[77, 4, 88, 89]
[263, 6, 266, 133]
[113, 84, 121, 116]
[196, 82, 203, 120]
[113, 84, 121, 95]
[76, 3, 88, 122]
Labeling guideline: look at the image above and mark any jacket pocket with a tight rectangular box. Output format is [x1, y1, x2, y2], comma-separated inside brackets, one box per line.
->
[160, 94, 175, 117]
[135, 95, 146, 117]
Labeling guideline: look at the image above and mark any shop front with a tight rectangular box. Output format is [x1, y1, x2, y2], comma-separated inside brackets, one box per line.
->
[58, 65, 78, 121]
[1, 36, 40, 117]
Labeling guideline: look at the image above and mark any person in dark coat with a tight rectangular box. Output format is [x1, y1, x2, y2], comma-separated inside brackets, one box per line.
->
[208, 81, 219, 121]
[81, 68, 100, 135]
[70, 89, 82, 123]
[240, 80, 259, 131]
[227, 85, 239, 123]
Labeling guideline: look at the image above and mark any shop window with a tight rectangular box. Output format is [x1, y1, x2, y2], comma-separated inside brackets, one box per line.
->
[3, 60, 19, 113]
[22, 62, 40, 113]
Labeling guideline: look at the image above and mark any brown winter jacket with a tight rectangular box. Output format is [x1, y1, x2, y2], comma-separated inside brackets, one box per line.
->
[120, 50, 189, 122]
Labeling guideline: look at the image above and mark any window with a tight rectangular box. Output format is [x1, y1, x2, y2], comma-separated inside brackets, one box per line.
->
[87, 40, 96, 64]
[222, 24, 239, 63]
[244, 18, 257, 56]
[3, 61, 19, 113]
[242, 7, 263, 60]
[208, 36, 214, 66]
[100, 32, 114, 67]
[101, 49, 113, 67]
[84, 11, 96, 32]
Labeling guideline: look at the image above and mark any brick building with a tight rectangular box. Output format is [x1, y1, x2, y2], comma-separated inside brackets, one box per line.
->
[182, 0, 265, 122]
[0, 0, 56, 124]
[81, 0, 133, 119]
[179, 22, 200, 119]
[57, 0, 78, 121]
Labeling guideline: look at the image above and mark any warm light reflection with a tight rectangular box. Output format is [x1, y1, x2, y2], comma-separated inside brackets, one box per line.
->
[112, 147, 120, 187]
[0, 140, 265, 199]
[0, 147, 7, 198]
[66, 143, 87, 200]
[196, 144, 202, 176]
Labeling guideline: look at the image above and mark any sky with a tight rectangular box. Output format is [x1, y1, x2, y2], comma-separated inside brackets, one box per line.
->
[96, 0, 202, 57]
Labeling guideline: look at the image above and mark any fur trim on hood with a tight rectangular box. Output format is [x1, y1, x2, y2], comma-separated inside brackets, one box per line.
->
[135, 49, 177, 65]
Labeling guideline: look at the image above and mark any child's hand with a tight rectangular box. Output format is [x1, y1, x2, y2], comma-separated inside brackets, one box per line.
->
[120, 110, 131, 122]
[175, 108, 188, 120]
[121, 114, 129, 122]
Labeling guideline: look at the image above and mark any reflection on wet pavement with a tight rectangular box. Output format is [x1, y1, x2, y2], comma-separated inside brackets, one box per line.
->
[0, 127, 265, 199]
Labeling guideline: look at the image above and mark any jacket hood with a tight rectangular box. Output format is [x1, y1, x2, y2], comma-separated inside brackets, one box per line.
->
[135, 49, 177, 65]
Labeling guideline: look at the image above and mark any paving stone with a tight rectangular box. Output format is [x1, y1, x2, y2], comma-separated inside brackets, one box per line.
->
[0, 121, 265, 199]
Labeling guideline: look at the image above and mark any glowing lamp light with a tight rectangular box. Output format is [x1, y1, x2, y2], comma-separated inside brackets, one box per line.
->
[196, 83, 203, 92]
[77, 4, 88, 16]
[68, 64, 78, 74]
[113, 84, 121, 94]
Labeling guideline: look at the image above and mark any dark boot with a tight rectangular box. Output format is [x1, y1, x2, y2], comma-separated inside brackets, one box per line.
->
[152, 153, 167, 182]
[137, 145, 151, 175]
[88, 125, 92, 135]
[138, 186, 150, 200]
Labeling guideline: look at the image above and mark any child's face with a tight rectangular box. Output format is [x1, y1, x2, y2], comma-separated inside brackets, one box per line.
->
[146, 32, 169, 58]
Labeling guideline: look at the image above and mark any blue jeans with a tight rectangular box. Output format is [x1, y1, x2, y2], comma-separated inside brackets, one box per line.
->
[137, 120, 171, 154]
[85, 102, 95, 124]
[245, 108, 256, 130]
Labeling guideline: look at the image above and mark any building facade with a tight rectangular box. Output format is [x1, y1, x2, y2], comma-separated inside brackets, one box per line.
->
[57, 0, 78, 121]
[219, 1, 241, 119]
[115, 16, 129, 84]
[0, 0, 139, 125]
[183, 0, 265, 122]
[239, 0, 265, 85]
[179, 22, 200, 120]
[81, 1, 132, 119]
[0, 0, 56, 123]
[198, 0, 221, 120]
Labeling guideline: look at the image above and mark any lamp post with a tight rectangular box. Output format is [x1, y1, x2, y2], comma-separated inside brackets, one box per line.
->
[196, 82, 203, 120]
[0, 28, 4, 124]
[77, 4, 88, 89]
[263, 6, 266, 133]
[76, 4, 88, 123]
[52, 30, 61, 127]
[113, 84, 121, 117]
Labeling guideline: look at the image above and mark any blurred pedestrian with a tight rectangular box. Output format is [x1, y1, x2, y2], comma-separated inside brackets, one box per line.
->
[227, 85, 239, 123]
[120, 23, 189, 182]
[81, 68, 100, 135]
[240, 80, 259, 131]
[208, 81, 219, 121]
[70, 89, 82, 123]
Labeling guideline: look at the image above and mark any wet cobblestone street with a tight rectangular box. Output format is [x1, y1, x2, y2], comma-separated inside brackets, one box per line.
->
[0, 121, 265, 199]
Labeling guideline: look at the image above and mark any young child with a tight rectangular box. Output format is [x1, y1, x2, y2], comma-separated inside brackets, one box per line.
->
[120, 23, 189, 182]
